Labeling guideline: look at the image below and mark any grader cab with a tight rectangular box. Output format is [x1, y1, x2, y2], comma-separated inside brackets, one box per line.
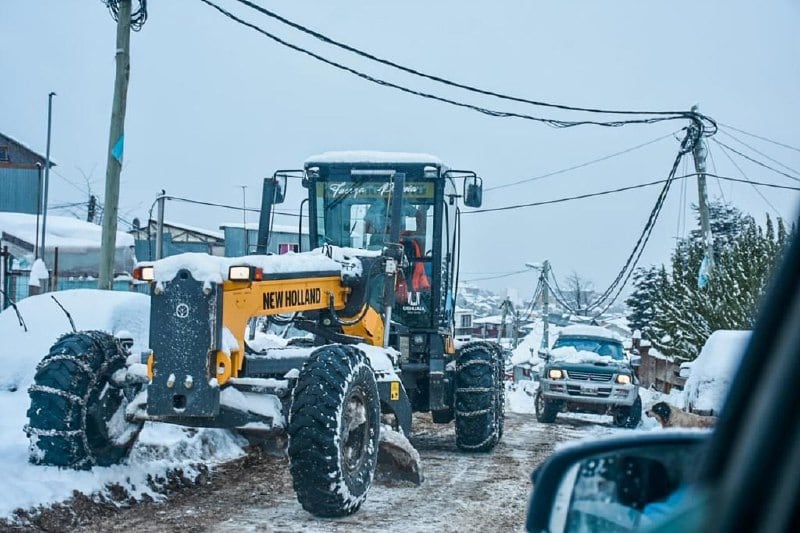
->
[25, 152, 504, 518]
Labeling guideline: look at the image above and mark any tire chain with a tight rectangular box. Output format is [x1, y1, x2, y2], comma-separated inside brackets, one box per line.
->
[25, 331, 128, 468]
[454, 340, 505, 451]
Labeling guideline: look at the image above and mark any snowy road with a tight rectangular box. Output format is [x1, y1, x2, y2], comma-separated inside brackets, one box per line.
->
[58, 408, 616, 533]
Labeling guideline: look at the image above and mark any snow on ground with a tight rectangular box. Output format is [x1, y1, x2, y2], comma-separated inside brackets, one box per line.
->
[0, 290, 245, 520]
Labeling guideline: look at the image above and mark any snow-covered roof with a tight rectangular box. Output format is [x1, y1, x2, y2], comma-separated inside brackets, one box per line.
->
[160, 219, 224, 240]
[473, 315, 503, 325]
[556, 324, 623, 342]
[305, 151, 443, 166]
[0, 212, 133, 248]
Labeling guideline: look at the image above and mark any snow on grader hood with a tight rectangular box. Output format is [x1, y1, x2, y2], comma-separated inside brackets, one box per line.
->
[24, 155, 505, 518]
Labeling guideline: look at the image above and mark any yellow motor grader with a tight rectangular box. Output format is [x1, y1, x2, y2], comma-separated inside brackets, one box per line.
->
[25, 152, 505, 517]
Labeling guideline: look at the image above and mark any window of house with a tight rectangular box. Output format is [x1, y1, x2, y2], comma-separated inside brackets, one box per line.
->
[0, 146, 9, 162]
[460, 314, 473, 329]
[278, 243, 299, 254]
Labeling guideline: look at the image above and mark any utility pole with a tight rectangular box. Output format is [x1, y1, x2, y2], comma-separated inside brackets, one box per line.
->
[526, 261, 551, 349]
[99, 0, 132, 290]
[241, 185, 248, 255]
[541, 260, 550, 349]
[155, 191, 165, 260]
[691, 104, 715, 280]
[34, 163, 42, 259]
[40, 92, 55, 265]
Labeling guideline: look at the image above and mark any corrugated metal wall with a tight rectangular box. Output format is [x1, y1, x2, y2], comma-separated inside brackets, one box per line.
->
[0, 168, 39, 214]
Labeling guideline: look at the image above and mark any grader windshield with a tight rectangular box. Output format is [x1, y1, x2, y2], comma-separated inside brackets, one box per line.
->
[313, 178, 435, 251]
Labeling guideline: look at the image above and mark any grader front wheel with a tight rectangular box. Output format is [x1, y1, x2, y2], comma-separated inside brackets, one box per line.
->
[25, 331, 143, 469]
[288, 344, 381, 518]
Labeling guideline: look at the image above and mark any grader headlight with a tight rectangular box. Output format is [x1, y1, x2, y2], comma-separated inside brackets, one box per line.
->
[133, 265, 155, 281]
[228, 265, 263, 281]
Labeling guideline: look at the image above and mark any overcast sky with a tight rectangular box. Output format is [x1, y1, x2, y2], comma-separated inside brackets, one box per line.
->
[2, 0, 799, 301]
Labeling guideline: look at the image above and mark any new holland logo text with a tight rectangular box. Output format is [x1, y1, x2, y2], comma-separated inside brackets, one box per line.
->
[263, 288, 322, 310]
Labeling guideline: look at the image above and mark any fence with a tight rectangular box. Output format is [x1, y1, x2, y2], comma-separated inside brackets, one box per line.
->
[0, 245, 149, 311]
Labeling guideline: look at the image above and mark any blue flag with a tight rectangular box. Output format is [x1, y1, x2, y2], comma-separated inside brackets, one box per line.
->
[697, 255, 710, 289]
[111, 134, 124, 164]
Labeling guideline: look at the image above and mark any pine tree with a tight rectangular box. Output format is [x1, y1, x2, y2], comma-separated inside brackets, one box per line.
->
[643, 204, 791, 360]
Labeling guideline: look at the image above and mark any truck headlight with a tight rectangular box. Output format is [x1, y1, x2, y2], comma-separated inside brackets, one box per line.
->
[548, 368, 565, 380]
[616, 374, 632, 385]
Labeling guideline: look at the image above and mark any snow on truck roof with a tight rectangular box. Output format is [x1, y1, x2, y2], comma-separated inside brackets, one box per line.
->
[304, 151, 443, 166]
[557, 325, 623, 342]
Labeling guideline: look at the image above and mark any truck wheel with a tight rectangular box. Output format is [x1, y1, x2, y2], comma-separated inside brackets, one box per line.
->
[535, 390, 558, 423]
[454, 341, 504, 452]
[25, 331, 143, 469]
[288, 344, 381, 517]
[613, 395, 643, 428]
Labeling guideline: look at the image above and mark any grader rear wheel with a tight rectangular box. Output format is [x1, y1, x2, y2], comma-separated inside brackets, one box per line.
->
[454, 341, 504, 452]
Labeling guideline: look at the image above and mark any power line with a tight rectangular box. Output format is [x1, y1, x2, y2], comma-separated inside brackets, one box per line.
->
[486, 132, 676, 192]
[583, 131, 697, 314]
[718, 122, 800, 154]
[199, 0, 715, 131]
[464, 172, 800, 214]
[712, 139, 800, 184]
[164, 195, 304, 218]
[102, 0, 148, 31]
[715, 141, 781, 217]
[226, 0, 716, 131]
[718, 129, 800, 179]
[462, 269, 530, 283]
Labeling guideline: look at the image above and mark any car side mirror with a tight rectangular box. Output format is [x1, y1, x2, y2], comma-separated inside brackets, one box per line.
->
[464, 176, 483, 208]
[526, 433, 708, 532]
[629, 354, 642, 369]
[538, 348, 550, 360]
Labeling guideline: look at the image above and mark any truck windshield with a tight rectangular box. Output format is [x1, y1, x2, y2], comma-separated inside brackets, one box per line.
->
[314, 179, 434, 250]
[553, 337, 625, 361]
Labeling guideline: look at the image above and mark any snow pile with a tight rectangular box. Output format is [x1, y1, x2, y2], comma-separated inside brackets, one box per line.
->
[0, 289, 246, 520]
[683, 330, 751, 415]
[144, 250, 343, 285]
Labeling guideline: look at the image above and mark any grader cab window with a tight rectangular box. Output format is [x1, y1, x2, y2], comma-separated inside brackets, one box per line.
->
[315, 179, 434, 252]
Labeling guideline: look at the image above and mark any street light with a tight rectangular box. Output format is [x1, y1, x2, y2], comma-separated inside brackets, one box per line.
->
[526, 260, 550, 349]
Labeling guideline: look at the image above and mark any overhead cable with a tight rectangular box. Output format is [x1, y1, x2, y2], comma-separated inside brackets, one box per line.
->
[712, 139, 800, 184]
[199, 0, 715, 131]
[718, 129, 800, 179]
[486, 133, 675, 192]
[464, 172, 800, 215]
[718, 122, 800, 154]
[226, 0, 716, 131]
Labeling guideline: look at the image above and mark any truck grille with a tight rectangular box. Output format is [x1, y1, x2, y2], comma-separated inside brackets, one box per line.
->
[567, 385, 613, 398]
[568, 371, 613, 382]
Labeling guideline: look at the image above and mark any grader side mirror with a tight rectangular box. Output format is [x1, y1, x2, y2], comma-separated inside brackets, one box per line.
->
[464, 176, 483, 208]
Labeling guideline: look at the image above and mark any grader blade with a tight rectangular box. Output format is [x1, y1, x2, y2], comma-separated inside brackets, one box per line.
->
[376, 425, 423, 485]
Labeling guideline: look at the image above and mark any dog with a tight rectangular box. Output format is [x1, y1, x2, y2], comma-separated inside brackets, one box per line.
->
[645, 401, 717, 429]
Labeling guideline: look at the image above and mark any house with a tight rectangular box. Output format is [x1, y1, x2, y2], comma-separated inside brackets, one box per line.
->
[0, 132, 53, 215]
[454, 308, 478, 338]
[129, 219, 225, 261]
[0, 212, 135, 304]
[219, 222, 309, 256]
